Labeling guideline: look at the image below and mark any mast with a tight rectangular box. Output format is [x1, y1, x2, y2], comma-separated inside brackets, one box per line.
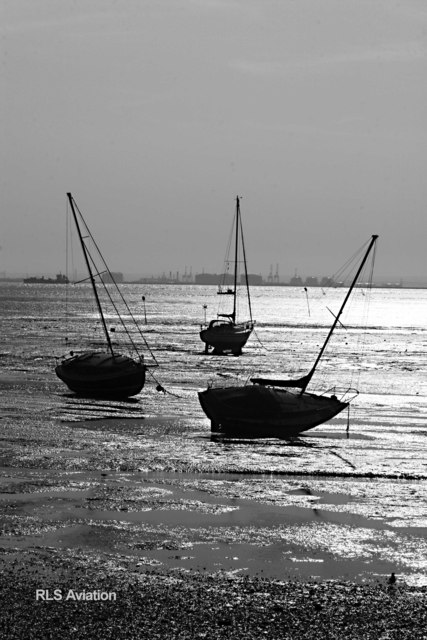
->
[66, 192, 115, 357]
[240, 201, 253, 323]
[231, 196, 239, 323]
[300, 234, 378, 393]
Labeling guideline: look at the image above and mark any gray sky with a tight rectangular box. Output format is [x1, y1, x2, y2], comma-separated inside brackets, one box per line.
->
[1, 0, 426, 281]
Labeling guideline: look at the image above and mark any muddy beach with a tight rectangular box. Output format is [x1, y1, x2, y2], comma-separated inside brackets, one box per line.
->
[2, 551, 427, 639]
[1, 283, 427, 637]
[1, 390, 427, 638]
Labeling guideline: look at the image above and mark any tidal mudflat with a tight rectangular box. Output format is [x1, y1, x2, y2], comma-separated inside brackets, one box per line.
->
[1, 284, 427, 636]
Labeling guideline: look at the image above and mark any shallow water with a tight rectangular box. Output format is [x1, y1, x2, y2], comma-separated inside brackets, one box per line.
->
[1, 282, 426, 585]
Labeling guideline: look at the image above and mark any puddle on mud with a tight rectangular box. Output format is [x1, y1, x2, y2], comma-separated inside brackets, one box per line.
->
[1, 468, 426, 585]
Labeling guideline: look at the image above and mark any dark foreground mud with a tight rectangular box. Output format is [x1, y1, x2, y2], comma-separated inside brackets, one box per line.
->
[1, 549, 426, 640]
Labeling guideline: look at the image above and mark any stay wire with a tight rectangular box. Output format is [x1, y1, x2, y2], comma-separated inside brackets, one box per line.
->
[72, 199, 159, 365]
[67, 197, 176, 396]
[252, 327, 271, 351]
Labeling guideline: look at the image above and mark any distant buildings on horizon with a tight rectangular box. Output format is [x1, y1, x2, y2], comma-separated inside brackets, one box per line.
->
[0, 268, 415, 288]
[132, 270, 404, 289]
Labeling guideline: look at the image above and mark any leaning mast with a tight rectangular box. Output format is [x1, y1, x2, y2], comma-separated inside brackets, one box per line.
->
[66, 192, 115, 357]
[300, 234, 378, 393]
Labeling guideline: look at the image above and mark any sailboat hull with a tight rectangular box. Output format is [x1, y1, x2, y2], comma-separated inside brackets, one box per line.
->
[200, 321, 253, 355]
[198, 385, 348, 438]
[55, 351, 146, 398]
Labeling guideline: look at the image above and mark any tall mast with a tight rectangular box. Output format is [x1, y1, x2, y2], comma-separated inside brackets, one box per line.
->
[240, 201, 253, 323]
[232, 195, 239, 323]
[66, 192, 115, 357]
[300, 234, 378, 393]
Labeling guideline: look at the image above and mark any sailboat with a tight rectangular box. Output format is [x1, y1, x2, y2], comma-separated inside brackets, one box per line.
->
[199, 234, 378, 438]
[55, 193, 149, 398]
[200, 196, 254, 355]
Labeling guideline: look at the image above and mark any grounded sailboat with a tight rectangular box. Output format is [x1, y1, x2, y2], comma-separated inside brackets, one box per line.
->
[199, 234, 378, 438]
[55, 193, 152, 398]
[200, 196, 254, 355]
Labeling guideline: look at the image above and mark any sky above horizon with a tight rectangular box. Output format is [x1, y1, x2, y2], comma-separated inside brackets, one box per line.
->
[1, 0, 426, 281]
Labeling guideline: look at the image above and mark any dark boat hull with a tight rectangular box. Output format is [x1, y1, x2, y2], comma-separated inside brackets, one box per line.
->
[55, 351, 146, 398]
[200, 321, 253, 355]
[198, 384, 348, 438]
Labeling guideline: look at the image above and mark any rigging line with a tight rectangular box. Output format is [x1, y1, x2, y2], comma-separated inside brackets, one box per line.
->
[74, 269, 108, 284]
[321, 239, 376, 335]
[239, 201, 253, 323]
[71, 197, 112, 277]
[65, 200, 77, 346]
[232, 196, 239, 322]
[68, 194, 114, 355]
[351, 244, 377, 390]
[252, 327, 271, 351]
[87, 247, 159, 365]
[146, 369, 182, 398]
[72, 198, 159, 365]
[218, 211, 235, 296]
[367, 239, 378, 289]
[334, 242, 366, 276]
[326, 307, 346, 329]
[300, 235, 378, 394]
[83, 244, 139, 353]
[114, 291, 159, 364]
[65, 199, 69, 341]
[329, 241, 371, 288]
[311, 238, 374, 308]
[317, 241, 370, 301]
[329, 243, 377, 393]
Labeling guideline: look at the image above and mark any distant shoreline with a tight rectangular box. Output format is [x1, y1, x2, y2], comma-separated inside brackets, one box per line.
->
[2, 278, 425, 290]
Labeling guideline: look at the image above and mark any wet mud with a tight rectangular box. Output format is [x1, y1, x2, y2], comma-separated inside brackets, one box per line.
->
[1, 284, 427, 636]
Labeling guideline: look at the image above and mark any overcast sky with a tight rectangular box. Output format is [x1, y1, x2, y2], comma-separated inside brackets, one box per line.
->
[1, 0, 426, 281]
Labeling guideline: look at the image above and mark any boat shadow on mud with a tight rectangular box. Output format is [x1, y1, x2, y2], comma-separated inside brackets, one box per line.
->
[57, 394, 146, 423]
[209, 434, 314, 447]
